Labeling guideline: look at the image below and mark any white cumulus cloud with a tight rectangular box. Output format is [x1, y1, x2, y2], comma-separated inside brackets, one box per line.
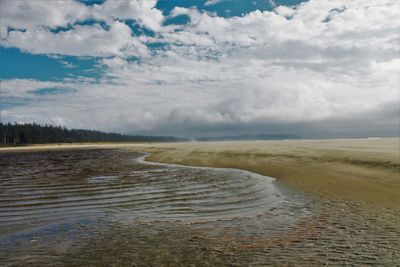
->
[1, 0, 399, 137]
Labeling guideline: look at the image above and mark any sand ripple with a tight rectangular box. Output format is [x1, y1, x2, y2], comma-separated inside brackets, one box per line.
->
[0, 149, 398, 266]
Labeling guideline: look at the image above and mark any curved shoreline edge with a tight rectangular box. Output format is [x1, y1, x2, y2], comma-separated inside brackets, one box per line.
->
[1, 139, 399, 210]
[136, 152, 277, 182]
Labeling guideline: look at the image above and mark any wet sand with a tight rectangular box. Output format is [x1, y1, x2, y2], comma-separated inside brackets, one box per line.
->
[2, 138, 399, 210]
[0, 149, 312, 265]
[1, 148, 399, 266]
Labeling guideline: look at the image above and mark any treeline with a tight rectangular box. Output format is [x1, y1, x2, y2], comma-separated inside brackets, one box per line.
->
[0, 123, 185, 146]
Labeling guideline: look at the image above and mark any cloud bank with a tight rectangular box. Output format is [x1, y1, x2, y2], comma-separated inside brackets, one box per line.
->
[1, 0, 399, 137]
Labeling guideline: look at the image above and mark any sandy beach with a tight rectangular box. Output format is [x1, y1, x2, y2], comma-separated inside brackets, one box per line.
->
[1, 138, 400, 265]
[139, 138, 400, 209]
[2, 138, 399, 209]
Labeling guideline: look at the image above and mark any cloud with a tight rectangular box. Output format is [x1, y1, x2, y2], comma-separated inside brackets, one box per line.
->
[0, 0, 89, 31]
[1, 0, 399, 137]
[0, 0, 163, 32]
[0, 0, 158, 57]
[2, 20, 149, 57]
[92, 0, 163, 31]
[204, 0, 224, 6]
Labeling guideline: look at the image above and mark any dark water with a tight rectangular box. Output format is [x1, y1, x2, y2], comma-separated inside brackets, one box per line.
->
[0, 149, 399, 266]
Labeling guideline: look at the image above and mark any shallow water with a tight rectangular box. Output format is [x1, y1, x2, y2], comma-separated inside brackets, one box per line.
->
[0, 149, 399, 266]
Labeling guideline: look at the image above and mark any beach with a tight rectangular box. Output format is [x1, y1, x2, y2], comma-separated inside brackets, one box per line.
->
[2, 138, 399, 208]
[140, 138, 400, 209]
[1, 138, 399, 265]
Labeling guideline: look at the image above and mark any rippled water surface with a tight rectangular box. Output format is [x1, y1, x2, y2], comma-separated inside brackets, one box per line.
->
[0, 149, 399, 266]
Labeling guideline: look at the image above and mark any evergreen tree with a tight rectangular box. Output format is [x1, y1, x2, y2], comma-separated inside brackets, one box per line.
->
[0, 123, 185, 146]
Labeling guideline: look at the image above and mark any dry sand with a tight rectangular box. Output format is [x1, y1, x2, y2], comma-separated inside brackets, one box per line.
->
[140, 138, 400, 209]
[1, 138, 399, 209]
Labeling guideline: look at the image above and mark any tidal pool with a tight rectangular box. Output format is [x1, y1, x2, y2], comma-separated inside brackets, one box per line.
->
[0, 149, 399, 266]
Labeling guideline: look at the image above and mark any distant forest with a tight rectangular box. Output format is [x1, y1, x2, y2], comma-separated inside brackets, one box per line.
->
[0, 123, 185, 146]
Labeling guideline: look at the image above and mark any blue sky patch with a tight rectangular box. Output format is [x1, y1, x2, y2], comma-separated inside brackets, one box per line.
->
[163, 15, 191, 26]
[156, 0, 306, 18]
[76, 0, 106, 6]
[48, 19, 110, 33]
[156, 0, 206, 16]
[123, 19, 156, 37]
[0, 47, 103, 81]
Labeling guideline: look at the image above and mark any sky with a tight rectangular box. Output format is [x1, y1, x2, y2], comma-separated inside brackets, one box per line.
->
[0, 0, 399, 138]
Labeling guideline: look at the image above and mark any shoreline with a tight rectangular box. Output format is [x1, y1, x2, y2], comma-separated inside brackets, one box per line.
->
[1, 138, 399, 209]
